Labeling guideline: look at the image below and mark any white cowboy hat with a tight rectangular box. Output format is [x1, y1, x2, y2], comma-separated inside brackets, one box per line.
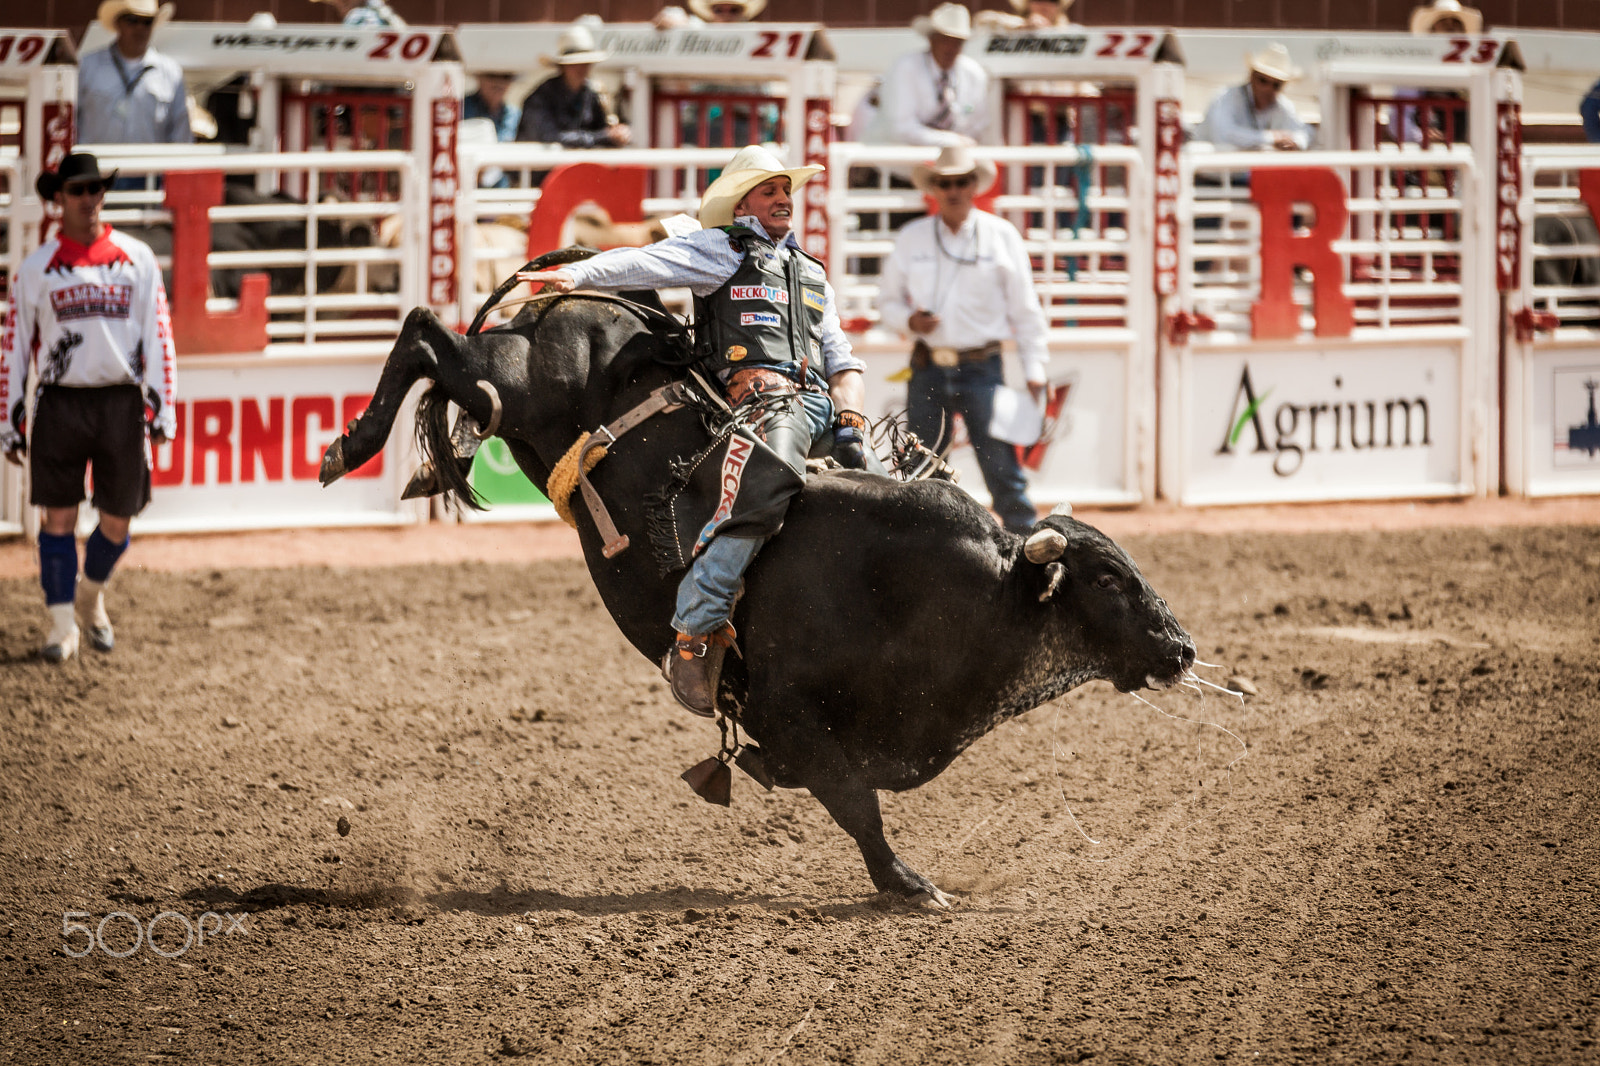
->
[540, 25, 609, 67]
[910, 144, 997, 195]
[687, 0, 768, 20]
[97, 0, 174, 32]
[697, 145, 823, 229]
[913, 3, 973, 41]
[1409, 0, 1484, 34]
[1009, 0, 1073, 18]
[1246, 43, 1302, 84]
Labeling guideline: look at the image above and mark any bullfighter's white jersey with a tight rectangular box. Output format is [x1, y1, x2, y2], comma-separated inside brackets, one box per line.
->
[0, 227, 178, 450]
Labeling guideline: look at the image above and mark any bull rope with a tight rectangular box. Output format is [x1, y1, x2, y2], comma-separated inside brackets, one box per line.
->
[546, 432, 605, 528]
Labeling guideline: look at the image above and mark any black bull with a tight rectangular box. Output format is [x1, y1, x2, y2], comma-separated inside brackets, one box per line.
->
[319, 296, 1197, 905]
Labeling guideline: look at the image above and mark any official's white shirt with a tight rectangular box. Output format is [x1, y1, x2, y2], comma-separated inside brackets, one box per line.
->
[868, 51, 994, 147]
[77, 46, 193, 146]
[878, 210, 1050, 382]
[0, 228, 178, 450]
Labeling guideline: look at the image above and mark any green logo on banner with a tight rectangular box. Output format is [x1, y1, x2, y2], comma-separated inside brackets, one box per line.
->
[468, 438, 549, 506]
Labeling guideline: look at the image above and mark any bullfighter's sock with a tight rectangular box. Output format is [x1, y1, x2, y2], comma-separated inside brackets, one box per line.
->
[84, 527, 129, 584]
[38, 531, 78, 606]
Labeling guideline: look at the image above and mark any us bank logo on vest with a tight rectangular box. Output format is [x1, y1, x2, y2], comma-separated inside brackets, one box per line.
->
[1216, 363, 1437, 478]
[740, 312, 781, 327]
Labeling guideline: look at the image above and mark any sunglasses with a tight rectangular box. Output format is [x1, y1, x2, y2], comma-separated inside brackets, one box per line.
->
[63, 182, 107, 198]
[933, 175, 976, 190]
[118, 15, 156, 26]
[1252, 74, 1286, 91]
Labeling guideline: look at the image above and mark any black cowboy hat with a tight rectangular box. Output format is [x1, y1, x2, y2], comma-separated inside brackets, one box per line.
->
[36, 152, 120, 201]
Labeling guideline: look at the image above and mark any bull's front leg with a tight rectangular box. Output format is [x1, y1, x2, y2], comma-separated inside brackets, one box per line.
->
[806, 781, 953, 908]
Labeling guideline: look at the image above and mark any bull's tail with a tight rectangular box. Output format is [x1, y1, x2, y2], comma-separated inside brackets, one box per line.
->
[413, 386, 485, 511]
[319, 305, 447, 486]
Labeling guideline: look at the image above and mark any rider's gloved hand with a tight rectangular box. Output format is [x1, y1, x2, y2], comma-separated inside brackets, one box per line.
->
[834, 410, 869, 470]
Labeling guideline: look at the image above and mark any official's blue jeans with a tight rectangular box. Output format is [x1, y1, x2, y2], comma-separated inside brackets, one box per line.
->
[671, 390, 834, 636]
[907, 355, 1037, 534]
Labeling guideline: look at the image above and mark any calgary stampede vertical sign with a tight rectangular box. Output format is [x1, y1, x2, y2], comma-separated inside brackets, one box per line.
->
[1495, 99, 1522, 292]
[801, 98, 830, 262]
[429, 94, 460, 312]
[1153, 97, 1181, 297]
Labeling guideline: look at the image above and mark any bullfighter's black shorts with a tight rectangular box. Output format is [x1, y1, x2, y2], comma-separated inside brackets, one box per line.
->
[29, 384, 152, 517]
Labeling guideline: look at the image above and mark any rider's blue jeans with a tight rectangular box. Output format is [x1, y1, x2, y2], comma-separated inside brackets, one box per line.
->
[671, 390, 834, 636]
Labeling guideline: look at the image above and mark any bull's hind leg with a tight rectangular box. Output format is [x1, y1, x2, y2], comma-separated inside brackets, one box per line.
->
[806, 781, 953, 908]
[319, 307, 448, 485]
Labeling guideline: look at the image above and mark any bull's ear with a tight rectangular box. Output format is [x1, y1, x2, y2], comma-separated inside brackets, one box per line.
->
[1023, 527, 1067, 564]
[1037, 561, 1066, 603]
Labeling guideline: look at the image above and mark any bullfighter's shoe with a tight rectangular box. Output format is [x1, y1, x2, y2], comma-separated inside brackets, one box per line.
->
[76, 578, 114, 653]
[41, 603, 80, 664]
[662, 626, 735, 718]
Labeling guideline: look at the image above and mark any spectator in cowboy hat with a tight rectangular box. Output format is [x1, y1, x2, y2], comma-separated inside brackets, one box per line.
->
[308, 0, 406, 27]
[867, 3, 995, 146]
[516, 24, 631, 149]
[879, 144, 1050, 536]
[1192, 43, 1312, 151]
[1409, 0, 1484, 34]
[77, 0, 193, 146]
[976, 0, 1074, 30]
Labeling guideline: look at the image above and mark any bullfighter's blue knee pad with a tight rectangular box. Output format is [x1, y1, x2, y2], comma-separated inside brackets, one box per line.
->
[84, 527, 130, 584]
[39, 531, 79, 606]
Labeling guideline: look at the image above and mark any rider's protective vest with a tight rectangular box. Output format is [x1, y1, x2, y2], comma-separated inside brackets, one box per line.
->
[695, 226, 828, 383]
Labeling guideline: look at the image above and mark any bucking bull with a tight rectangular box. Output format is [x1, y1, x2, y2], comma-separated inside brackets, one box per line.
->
[319, 259, 1197, 906]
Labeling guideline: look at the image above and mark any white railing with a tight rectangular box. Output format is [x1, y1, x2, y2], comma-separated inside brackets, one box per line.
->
[1182, 147, 1479, 340]
[87, 148, 419, 357]
[455, 144, 734, 327]
[826, 143, 1147, 346]
[1520, 147, 1600, 337]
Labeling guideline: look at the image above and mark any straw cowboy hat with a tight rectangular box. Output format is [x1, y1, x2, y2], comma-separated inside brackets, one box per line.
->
[97, 0, 174, 32]
[540, 25, 609, 67]
[687, 0, 767, 20]
[36, 152, 120, 201]
[913, 3, 973, 41]
[1409, 0, 1484, 35]
[1246, 43, 1302, 84]
[697, 145, 823, 229]
[910, 144, 997, 195]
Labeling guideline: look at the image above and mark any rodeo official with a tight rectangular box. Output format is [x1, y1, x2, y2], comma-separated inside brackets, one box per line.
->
[519, 145, 868, 717]
[1, 152, 178, 663]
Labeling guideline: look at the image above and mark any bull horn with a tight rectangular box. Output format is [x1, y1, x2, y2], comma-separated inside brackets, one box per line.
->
[1023, 527, 1068, 564]
[472, 380, 502, 440]
[1050, 502, 1072, 517]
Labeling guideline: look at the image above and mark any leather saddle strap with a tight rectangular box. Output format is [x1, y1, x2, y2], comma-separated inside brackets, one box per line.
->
[576, 381, 694, 558]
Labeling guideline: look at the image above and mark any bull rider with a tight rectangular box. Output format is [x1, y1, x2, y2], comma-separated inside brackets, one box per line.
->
[518, 145, 870, 718]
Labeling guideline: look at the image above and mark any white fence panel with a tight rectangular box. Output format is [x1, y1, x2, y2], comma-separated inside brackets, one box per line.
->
[1163, 148, 1490, 505]
[1505, 146, 1600, 496]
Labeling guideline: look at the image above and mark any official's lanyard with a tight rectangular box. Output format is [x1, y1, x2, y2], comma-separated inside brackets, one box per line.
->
[109, 49, 153, 104]
[927, 216, 979, 314]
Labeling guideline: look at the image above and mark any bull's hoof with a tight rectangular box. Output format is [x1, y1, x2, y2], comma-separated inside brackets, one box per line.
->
[401, 462, 441, 500]
[910, 886, 954, 910]
[318, 437, 347, 486]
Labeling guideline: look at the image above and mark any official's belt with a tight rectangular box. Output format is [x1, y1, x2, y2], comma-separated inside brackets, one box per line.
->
[911, 340, 1003, 369]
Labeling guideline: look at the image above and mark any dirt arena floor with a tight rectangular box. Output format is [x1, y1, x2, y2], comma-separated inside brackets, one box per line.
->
[1, 499, 1597, 1064]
